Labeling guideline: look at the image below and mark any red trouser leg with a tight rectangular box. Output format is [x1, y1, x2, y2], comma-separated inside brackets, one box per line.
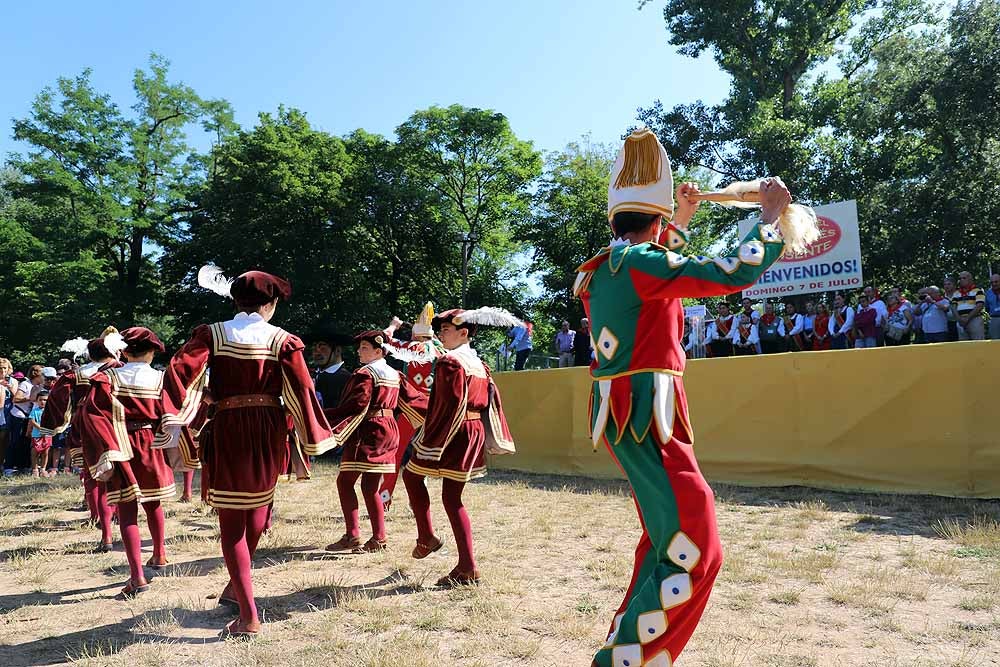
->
[218, 508, 260, 627]
[360, 473, 386, 541]
[96, 484, 114, 544]
[83, 475, 100, 522]
[246, 505, 270, 558]
[182, 470, 194, 498]
[116, 500, 145, 585]
[402, 468, 434, 542]
[336, 470, 362, 538]
[142, 501, 166, 562]
[380, 416, 415, 501]
[441, 479, 475, 573]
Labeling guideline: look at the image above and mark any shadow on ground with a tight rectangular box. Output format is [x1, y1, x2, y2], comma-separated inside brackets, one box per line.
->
[480, 469, 1000, 539]
[1, 572, 424, 667]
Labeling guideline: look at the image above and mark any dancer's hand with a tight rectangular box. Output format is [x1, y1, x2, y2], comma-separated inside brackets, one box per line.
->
[673, 182, 702, 230]
[760, 177, 792, 224]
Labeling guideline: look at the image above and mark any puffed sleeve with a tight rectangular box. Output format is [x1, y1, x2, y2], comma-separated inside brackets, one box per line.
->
[155, 325, 212, 449]
[411, 356, 466, 461]
[279, 333, 335, 456]
[323, 369, 374, 449]
[78, 372, 132, 481]
[39, 373, 74, 435]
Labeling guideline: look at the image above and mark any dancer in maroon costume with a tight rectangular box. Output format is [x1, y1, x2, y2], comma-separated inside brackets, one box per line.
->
[78, 327, 178, 598]
[156, 268, 333, 637]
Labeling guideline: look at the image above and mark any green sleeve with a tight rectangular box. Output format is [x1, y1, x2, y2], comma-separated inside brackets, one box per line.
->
[626, 222, 786, 300]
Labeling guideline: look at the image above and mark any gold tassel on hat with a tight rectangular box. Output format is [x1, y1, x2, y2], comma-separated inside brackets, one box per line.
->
[101, 326, 118, 337]
[614, 128, 662, 190]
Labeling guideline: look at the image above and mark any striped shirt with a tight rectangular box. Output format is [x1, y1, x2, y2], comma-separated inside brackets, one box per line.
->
[951, 287, 986, 315]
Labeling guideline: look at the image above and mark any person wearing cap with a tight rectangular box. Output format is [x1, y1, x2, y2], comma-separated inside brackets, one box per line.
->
[41, 331, 124, 550]
[401, 307, 517, 587]
[78, 327, 182, 599]
[304, 321, 354, 410]
[323, 330, 420, 553]
[155, 268, 333, 638]
[378, 302, 443, 510]
[575, 127, 796, 667]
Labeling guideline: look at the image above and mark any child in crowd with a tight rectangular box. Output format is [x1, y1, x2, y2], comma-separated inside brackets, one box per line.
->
[27, 391, 53, 477]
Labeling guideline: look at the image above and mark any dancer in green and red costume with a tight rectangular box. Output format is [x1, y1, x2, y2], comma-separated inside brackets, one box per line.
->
[379, 302, 443, 511]
[577, 128, 808, 667]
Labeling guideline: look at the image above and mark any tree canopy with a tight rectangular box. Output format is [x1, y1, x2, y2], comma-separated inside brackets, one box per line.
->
[3, 2, 998, 365]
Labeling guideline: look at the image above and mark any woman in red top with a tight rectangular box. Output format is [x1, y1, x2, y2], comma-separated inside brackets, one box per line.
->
[812, 303, 832, 351]
[853, 294, 879, 348]
[156, 269, 333, 637]
[78, 327, 180, 598]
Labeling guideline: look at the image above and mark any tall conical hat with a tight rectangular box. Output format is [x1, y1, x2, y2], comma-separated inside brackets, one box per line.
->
[607, 127, 673, 222]
[412, 302, 435, 338]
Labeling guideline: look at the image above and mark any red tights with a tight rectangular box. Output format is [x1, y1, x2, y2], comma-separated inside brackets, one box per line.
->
[84, 475, 114, 544]
[116, 500, 166, 584]
[402, 470, 476, 572]
[217, 506, 271, 627]
[337, 471, 385, 541]
[182, 470, 194, 499]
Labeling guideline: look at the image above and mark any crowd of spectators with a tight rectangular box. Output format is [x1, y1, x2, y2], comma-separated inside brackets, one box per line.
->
[684, 272, 1000, 358]
[1, 357, 76, 477]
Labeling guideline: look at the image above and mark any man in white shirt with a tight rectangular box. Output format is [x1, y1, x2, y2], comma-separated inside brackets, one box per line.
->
[731, 313, 760, 355]
[554, 321, 576, 368]
[706, 303, 735, 357]
[830, 292, 855, 349]
[783, 302, 806, 352]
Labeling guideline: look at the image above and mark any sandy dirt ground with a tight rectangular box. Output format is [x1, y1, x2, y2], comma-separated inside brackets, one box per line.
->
[1, 465, 998, 666]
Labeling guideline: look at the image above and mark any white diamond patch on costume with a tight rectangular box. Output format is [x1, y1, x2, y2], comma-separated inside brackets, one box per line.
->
[739, 240, 765, 266]
[667, 251, 688, 269]
[413, 373, 424, 386]
[597, 327, 619, 361]
[665, 229, 686, 249]
[692, 255, 712, 265]
[712, 257, 740, 274]
[666, 532, 701, 572]
[637, 609, 668, 644]
[645, 651, 674, 667]
[612, 643, 642, 667]
[660, 573, 693, 610]
[605, 612, 624, 646]
[760, 223, 782, 243]
[592, 380, 612, 448]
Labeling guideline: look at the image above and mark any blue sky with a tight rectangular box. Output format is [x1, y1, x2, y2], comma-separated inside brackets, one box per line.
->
[0, 0, 730, 158]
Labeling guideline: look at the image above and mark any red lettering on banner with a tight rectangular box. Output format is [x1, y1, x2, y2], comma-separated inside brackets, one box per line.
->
[780, 216, 841, 263]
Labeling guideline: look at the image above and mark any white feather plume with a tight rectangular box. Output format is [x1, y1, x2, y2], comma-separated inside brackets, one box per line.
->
[103, 332, 128, 356]
[776, 204, 821, 255]
[456, 307, 524, 328]
[60, 337, 90, 359]
[699, 181, 821, 254]
[382, 342, 438, 364]
[197, 264, 234, 298]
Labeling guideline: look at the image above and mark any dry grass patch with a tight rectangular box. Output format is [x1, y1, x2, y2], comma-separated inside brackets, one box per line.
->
[2, 471, 1000, 666]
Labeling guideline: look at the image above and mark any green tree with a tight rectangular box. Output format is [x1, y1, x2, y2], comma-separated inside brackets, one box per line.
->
[163, 107, 353, 338]
[340, 129, 462, 323]
[8, 54, 233, 330]
[396, 105, 543, 307]
[637, 0, 1000, 293]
